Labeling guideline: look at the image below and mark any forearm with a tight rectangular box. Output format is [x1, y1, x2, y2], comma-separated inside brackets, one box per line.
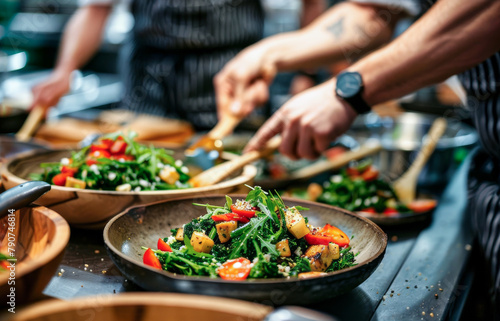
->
[54, 5, 111, 75]
[261, 2, 401, 71]
[300, 0, 327, 27]
[352, 0, 500, 106]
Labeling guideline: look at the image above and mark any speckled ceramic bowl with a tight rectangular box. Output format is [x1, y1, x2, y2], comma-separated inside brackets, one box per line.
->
[104, 195, 387, 305]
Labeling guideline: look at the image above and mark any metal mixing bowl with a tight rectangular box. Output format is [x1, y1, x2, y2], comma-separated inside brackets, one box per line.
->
[347, 112, 478, 188]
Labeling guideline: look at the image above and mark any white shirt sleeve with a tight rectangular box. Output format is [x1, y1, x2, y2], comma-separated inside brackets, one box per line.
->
[350, 0, 422, 17]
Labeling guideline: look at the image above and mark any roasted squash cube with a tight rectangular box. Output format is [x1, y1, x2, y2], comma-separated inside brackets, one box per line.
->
[216, 221, 238, 243]
[304, 243, 340, 272]
[190, 231, 214, 253]
[276, 239, 291, 257]
[159, 166, 180, 185]
[175, 228, 184, 241]
[65, 177, 86, 189]
[285, 207, 310, 239]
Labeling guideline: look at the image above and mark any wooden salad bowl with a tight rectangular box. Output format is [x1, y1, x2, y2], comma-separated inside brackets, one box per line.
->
[103, 195, 387, 305]
[0, 206, 70, 305]
[11, 293, 271, 321]
[1, 150, 257, 228]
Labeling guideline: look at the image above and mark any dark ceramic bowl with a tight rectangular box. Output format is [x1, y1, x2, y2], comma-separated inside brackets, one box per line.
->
[103, 195, 387, 305]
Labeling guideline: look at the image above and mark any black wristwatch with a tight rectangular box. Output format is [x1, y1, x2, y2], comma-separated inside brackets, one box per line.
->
[335, 71, 371, 114]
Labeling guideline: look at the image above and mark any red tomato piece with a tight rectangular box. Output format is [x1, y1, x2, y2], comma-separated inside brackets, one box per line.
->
[324, 146, 346, 161]
[110, 140, 127, 155]
[361, 166, 379, 182]
[383, 208, 399, 216]
[269, 163, 287, 179]
[157, 238, 172, 252]
[305, 224, 350, 247]
[211, 214, 249, 224]
[52, 173, 71, 186]
[407, 199, 437, 213]
[143, 248, 162, 269]
[230, 204, 256, 218]
[86, 158, 98, 166]
[360, 207, 377, 214]
[346, 167, 360, 177]
[89, 150, 111, 159]
[110, 154, 135, 161]
[61, 166, 78, 176]
[90, 143, 109, 153]
[0, 260, 10, 270]
[218, 258, 252, 280]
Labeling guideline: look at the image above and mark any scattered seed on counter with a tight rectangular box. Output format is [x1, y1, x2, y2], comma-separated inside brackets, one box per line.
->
[407, 286, 410, 289]
[435, 294, 439, 299]
[415, 285, 418, 288]
[90, 269, 93, 272]
[113, 289, 116, 294]
[102, 270, 107, 274]
[391, 235, 398, 242]
[439, 288, 443, 292]
[397, 293, 401, 296]
[418, 272, 422, 276]
[81, 285, 83, 287]
[430, 313, 435, 317]
[406, 307, 409, 310]
[422, 312, 426, 316]
[405, 280, 409, 282]
[94, 250, 100, 254]
[390, 294, 393, 297]
[465, 244, 472, 251]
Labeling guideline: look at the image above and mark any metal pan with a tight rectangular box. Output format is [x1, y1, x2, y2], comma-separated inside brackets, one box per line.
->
[103, 195, 387, 305]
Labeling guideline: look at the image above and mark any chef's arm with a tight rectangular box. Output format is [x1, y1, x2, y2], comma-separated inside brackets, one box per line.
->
[301, 0, 328, 27]
[353, 0, 500, 106]
[262, 1, 405, 71]
[215, 1, 406, 117]
[31, 5, 111, 109]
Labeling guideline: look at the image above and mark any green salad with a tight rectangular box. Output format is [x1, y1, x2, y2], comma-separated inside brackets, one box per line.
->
[302, 159, 437, 215]
[30, 131, 191, 191]
[142, 186, 357, 280]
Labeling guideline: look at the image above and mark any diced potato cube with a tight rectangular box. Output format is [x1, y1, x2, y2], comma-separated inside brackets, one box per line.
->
[304, 243, 340, 272]
[190, 231, 214, 253]
[285, 207, 310, 239]
[159, 166, 180, 185]
[276, 239, 291, 257]
[116, 183, 131, 192]
[216, 221, 238, 243]
[298, 271, 327, 279]
[175, 228, 184, 241]
[65, 177, 86, 189]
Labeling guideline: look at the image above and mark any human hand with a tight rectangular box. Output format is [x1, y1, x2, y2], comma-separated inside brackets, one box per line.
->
[30, 70, 72, 111]
[244, 80, 358, 160]
[289, 74, 316, 95]
[214, 43, 277, 118]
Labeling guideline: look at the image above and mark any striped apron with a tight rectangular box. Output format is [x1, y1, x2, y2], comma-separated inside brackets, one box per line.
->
[118, 0, 264, 130]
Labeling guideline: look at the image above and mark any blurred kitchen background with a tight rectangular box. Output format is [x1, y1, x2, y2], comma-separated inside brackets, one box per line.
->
[0, 0, 477, 190]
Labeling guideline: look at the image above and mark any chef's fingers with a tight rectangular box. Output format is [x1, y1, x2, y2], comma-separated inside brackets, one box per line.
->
[280, 116, 300, 161]
[214, 72, 234, 119]
[244, 111, 284, 153]
[239, 79, 269, 117]
[297, 123, 320, 160]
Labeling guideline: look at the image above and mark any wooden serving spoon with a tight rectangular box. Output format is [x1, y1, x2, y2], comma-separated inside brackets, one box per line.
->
[185, 113, 243, 155]
[15, 105, 45, 142]
[288, 141, 382, 181]
[392, 117, 447, 204]
[189, 136, 282, 187]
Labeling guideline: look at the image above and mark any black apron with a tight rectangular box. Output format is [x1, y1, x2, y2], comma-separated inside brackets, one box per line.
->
[119, 0, 264, 130]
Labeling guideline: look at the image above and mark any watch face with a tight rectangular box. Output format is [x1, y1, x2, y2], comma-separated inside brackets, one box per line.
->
[336, 72, 362, 98]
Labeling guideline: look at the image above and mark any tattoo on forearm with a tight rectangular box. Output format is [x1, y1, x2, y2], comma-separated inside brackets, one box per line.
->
[326, 16, 345, 39]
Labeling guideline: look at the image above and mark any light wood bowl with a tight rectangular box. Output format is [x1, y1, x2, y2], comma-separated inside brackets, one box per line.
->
[0, 206, 70, 305]
[11, 293, 272, 321]
[1, 150, 256, 228]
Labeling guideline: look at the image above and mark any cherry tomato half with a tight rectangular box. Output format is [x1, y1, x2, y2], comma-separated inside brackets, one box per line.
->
[143, 248, 162, 269]
[218, 258, 252, 280]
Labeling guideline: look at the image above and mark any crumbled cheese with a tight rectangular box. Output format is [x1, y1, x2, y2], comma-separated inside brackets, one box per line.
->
[181, 166, 189, 174]
[263, 254, 271, 262]
[323, 182, 331, 188]
[354, 198, 362, 207]
[371, 196, 379, 203]
[285, 266, 290, 273]
[60, 158, 70, 165]
[175, 160, 183, 167]
[252, 257, 259, 264]
[157, 162, 164, 168]
[89, 164, 99, 175]
[134, 186, 141, 192]
[331, 175, 342, 183]
[166, 236, 176, 244]
[364, 199, 371, 207]
[139, 179, 150, 188]
[108, 172, 117, 180]
[294, 247, 302, 257]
